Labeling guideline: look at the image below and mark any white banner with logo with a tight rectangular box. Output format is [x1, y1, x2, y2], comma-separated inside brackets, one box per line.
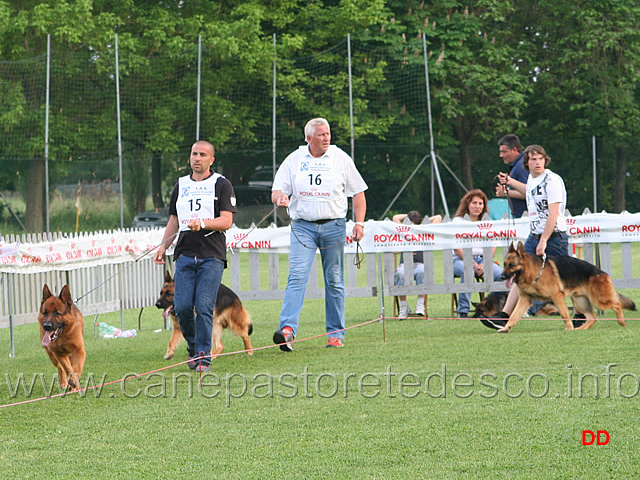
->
[346, 211, 640, 253]
[1, 212, 639, 273]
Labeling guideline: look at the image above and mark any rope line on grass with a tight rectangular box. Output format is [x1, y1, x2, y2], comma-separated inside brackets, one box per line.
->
[406, 315, 640, 321]
[0, 316, 383, 410]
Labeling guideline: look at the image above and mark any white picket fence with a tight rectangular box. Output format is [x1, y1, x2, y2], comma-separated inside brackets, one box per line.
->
[2, 233, 638, 332]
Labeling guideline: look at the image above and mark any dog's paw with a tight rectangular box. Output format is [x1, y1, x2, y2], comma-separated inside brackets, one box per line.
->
[164, 352, 174, 360]
[496, 327, 511, 334]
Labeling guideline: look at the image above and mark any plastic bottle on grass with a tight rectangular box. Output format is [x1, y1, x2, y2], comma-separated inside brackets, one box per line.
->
[98, 322, 121, 339]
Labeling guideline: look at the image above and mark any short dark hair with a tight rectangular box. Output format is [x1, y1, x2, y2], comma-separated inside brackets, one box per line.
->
[498, 134, 522, 152]
[193, 140, 215, 156]
[407, 210, 424, 225]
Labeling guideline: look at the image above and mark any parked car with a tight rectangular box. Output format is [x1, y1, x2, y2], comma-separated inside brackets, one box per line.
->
[131, 207, 169, 229]
[234, 184, 289, 228]
[131, 184, 288, 230]
[248, 164, 279, 188]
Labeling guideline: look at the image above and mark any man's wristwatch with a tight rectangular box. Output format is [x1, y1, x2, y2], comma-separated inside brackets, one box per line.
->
[355, 222, 365, 228]
[200, 219, 206, 230]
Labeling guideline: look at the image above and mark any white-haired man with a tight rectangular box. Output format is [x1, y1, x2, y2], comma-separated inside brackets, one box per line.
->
[271, 118, 367, 350]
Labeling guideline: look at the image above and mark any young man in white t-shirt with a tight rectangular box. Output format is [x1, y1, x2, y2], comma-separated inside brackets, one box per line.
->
[481, 145, 570, 330]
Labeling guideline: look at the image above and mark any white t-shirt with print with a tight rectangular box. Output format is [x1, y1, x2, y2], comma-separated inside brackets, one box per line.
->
[525, 169, 567, 235]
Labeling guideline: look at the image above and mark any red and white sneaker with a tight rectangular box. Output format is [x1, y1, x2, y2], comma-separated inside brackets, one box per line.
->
[326, 337, 344, 348]
[273, 326, 294, 352]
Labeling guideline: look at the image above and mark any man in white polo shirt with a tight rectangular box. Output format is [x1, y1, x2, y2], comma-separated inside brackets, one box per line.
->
[272, 118, 367, 350]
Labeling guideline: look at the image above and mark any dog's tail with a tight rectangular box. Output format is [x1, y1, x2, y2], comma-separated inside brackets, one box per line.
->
[248, 322, 253, 335]
[618, 293, 637, 311]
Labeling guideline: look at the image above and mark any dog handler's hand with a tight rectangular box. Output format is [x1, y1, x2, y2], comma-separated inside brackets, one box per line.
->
[352, 223, 364, 242]
[275, 194, 289, 208]
[536, 238, 547, 257]
[495, 172, 509, 198]
[154, 246, 166, 264]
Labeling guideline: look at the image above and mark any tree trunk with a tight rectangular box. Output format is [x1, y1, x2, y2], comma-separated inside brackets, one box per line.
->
[25, 158, 45, 233]
[151, 152, 164, 209]
[615, 145, 626, 213]
[459, 143, 473, 190]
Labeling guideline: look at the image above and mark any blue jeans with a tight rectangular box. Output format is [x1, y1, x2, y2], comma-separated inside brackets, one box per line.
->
[173, 255, 224, 363]
[394, 262, 425, 286]
[279, 219, 346, 339]
[524, 232, 569, 314]
[453, 255, 504, 314]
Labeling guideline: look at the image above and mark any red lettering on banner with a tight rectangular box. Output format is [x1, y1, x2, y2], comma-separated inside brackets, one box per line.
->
[106, 245, 122, 255]
[621, 225, 640, 233]
[1, 256, 17, 264]
[86, 248, 103, 257]
[405, 233, 435, 242]
[45, 253, 62, 263]
[373, 234, 402, 243]
[227, 240, 272, 249]
[486, 229, 517, 239]
[240, 240, 271, 249]
[21, 255, 42, 264]
[569, 226, 600, 235]
[65, 250, 83, 260]
[456, 232, 482, 239]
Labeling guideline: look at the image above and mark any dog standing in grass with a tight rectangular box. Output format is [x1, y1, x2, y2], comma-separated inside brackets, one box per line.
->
[155, 271, 253, 359]
[39, 284, 86, 391]
[498, 241, 635, 333]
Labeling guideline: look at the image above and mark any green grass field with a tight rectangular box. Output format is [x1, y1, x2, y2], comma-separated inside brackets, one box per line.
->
[2, 289, 640, 479]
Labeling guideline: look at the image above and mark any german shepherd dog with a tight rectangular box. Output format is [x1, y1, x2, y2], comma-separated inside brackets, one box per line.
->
[39, 285, 86, 391]
[155, 271, 253, 359]
[498, 241, 635, 333]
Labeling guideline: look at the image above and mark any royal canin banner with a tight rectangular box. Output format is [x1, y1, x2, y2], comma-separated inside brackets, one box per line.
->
[0, 230, 163, 274]
[1, 212, 640, 273]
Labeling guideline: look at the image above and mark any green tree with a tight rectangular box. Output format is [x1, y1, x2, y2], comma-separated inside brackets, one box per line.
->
[520, 0, 640, 212]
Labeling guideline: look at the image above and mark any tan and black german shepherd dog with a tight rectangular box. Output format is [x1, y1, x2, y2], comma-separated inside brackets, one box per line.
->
[155, 271, 253, 359]
[39, 285, 86, 391]
[498, 241, 635, 333]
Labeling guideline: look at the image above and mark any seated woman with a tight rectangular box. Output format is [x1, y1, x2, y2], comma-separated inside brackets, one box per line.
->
[393, 211, 442, 318]
[452, 189, 504, 318]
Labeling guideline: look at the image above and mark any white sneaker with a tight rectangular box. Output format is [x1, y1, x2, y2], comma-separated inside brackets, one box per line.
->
[415, 305, 426, 316]
[398, 304, 410, 319]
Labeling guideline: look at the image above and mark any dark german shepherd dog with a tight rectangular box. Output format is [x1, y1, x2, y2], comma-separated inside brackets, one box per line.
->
[155, 271, 253, 359]
[498, 241, 635, 333]
[472, 292, 560, 319]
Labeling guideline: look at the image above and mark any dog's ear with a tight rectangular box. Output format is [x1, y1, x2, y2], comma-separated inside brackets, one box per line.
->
[164, 270, 173, 283]
[471, 302, 480, 308]
[509, 242, 516, 253]
[42, 284, 52, 303]
[59, 285, 73, 306]
[517, 241, 526, 255]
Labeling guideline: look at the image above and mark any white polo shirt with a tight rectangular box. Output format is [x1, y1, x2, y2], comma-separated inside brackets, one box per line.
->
[272, 145, 368, 221]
